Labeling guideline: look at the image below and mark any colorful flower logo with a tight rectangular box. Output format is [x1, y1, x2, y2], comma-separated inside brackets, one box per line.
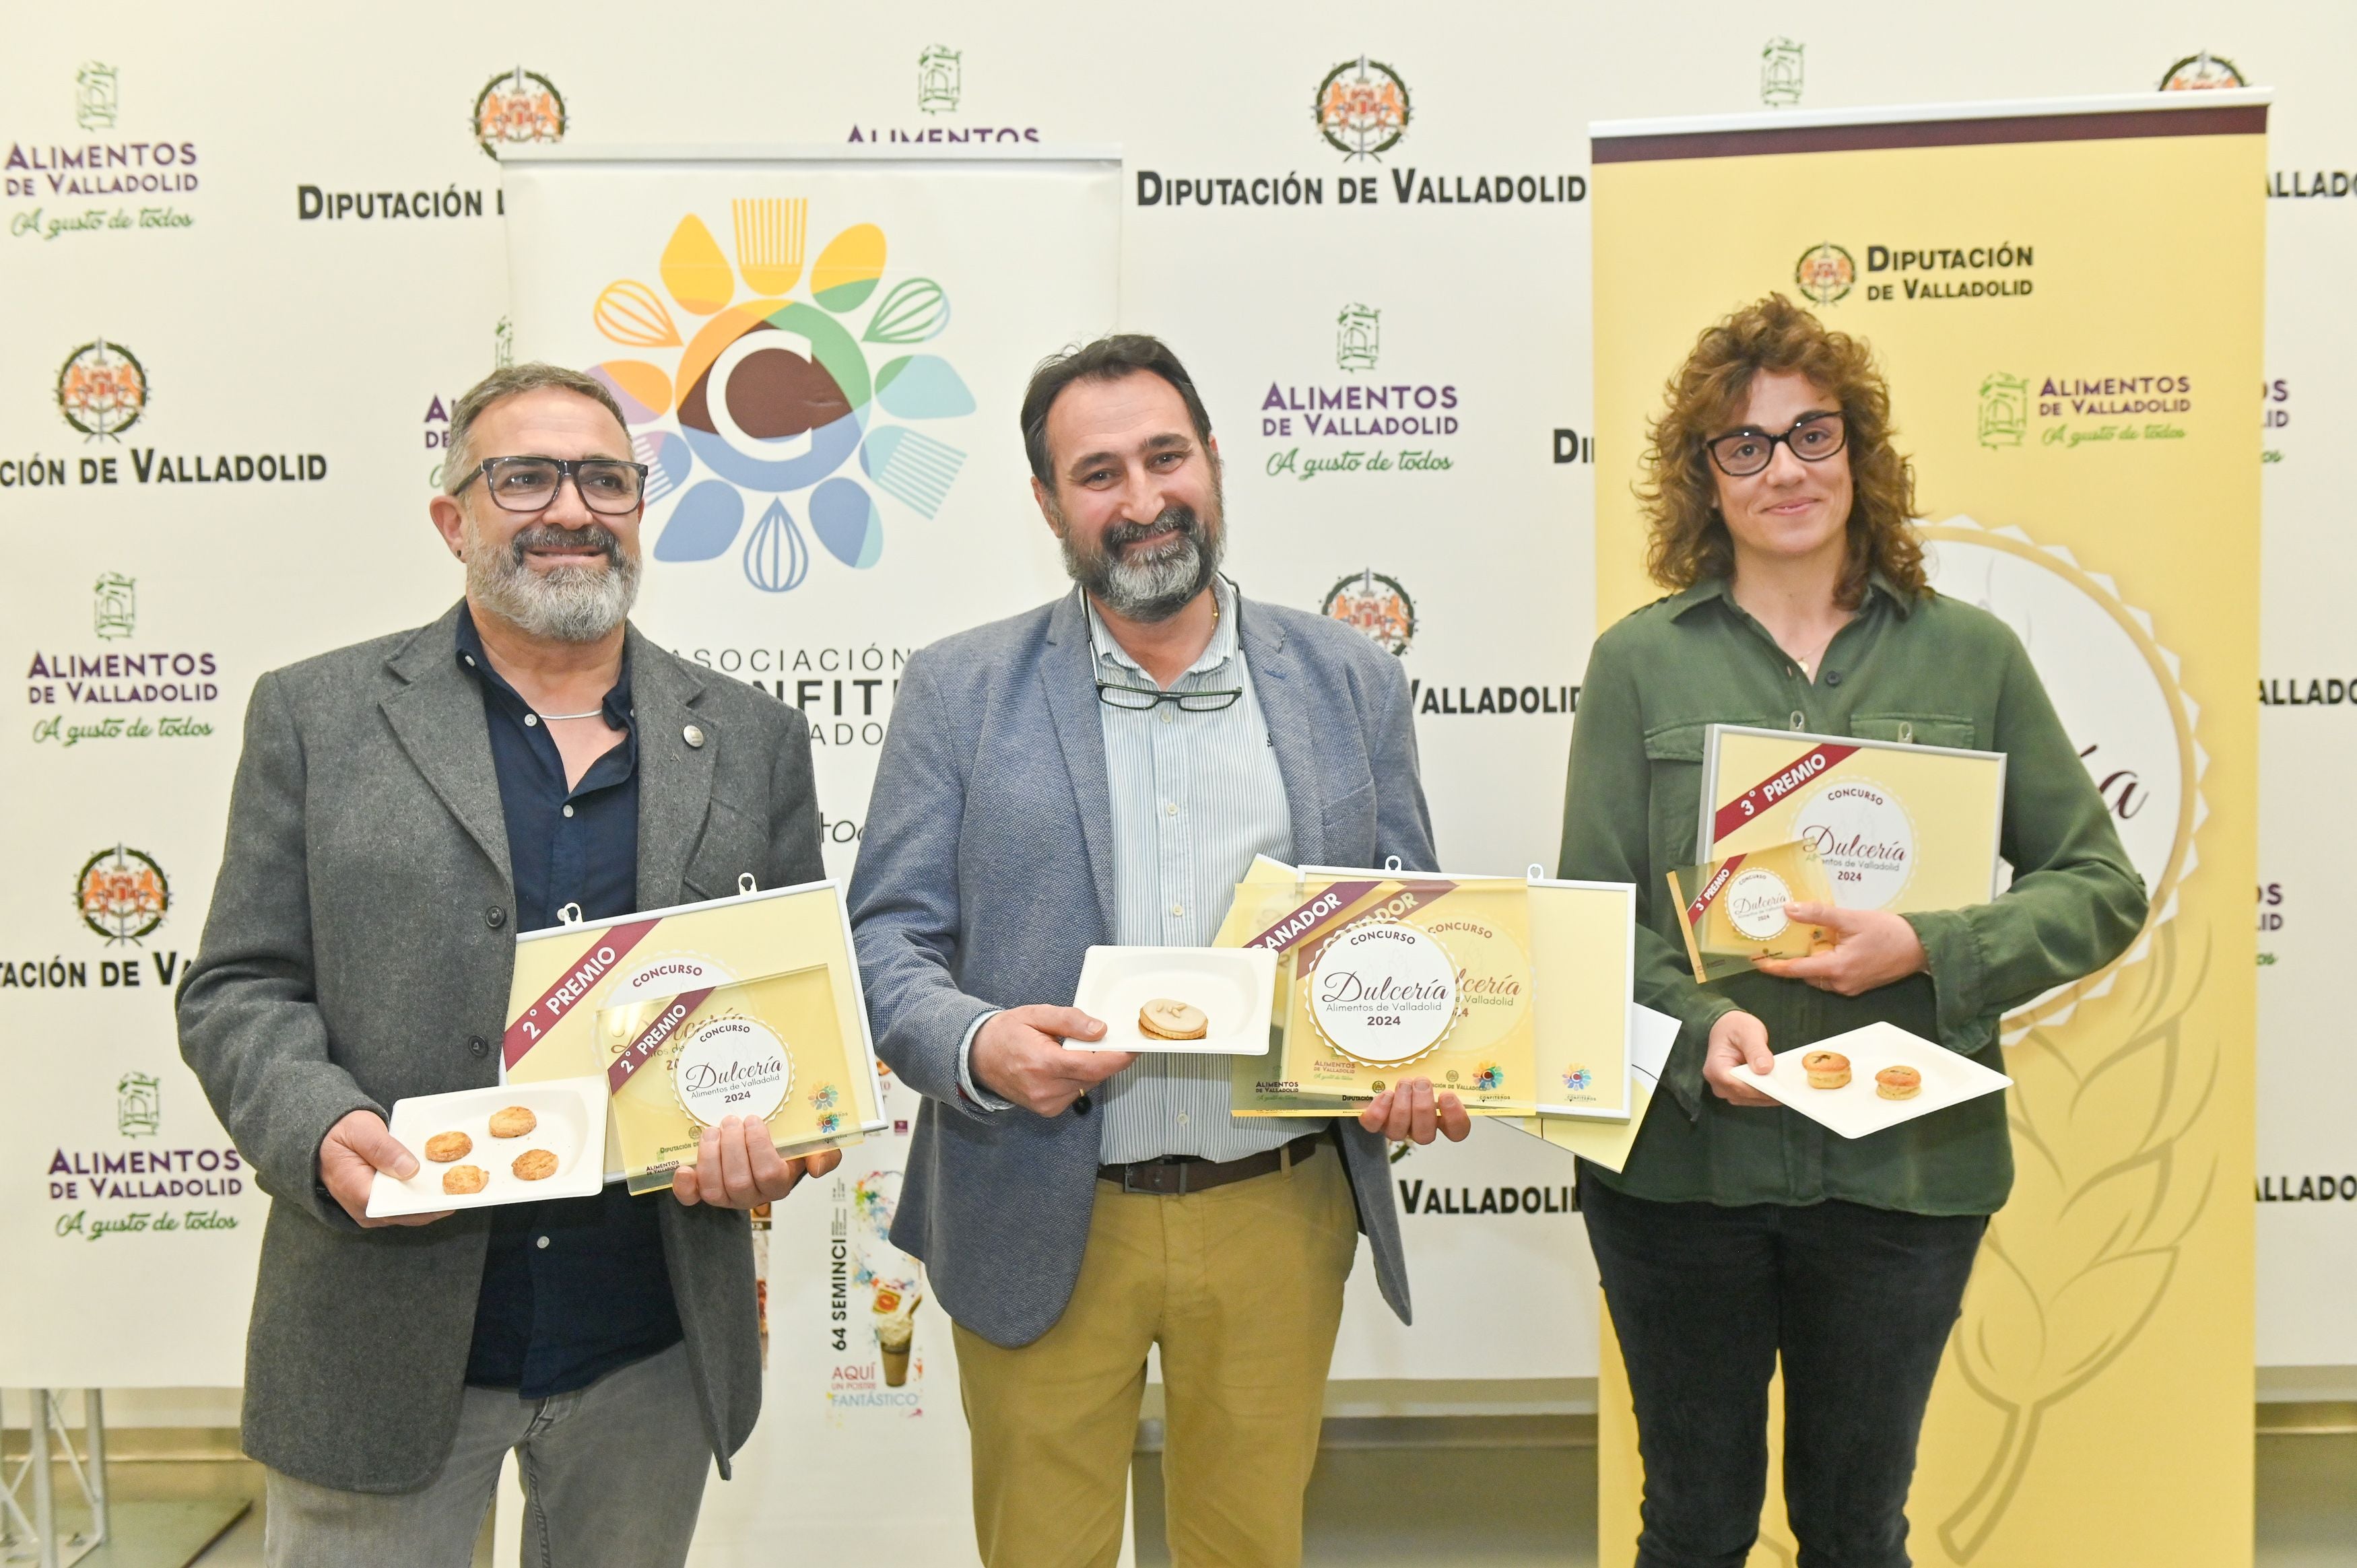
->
[1562, 1064, 1593, 1093]
[1472, 1062, 1504, 1090]
[589, 201, 970, 593]
[813, 1079, 844, 1134]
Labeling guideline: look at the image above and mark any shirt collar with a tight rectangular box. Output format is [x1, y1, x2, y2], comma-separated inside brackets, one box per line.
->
[455, 603, 636, 728]
[1665, 571, 1918, 623]
[1084, 576, 1239, 680]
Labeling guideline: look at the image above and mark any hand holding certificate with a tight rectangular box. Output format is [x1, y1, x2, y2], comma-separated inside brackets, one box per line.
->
[502, 877, 886, 1196]
[1748, 899, 1931, 996]
[1220, 860, 1637, 1122]
[1696, 724, 2002, 995]
[1667, 839, 1836, 984]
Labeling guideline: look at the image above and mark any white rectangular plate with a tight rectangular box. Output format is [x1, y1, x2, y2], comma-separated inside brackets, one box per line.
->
[1065, 945, 1277, 1055]
[1729, 1021, 2010, 1139]
[366, 1076, 607, 1217]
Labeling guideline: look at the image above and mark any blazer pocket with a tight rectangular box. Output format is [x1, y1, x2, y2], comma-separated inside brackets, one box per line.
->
[681, 794, 769, 901]
[1320, 779, 1378, 860]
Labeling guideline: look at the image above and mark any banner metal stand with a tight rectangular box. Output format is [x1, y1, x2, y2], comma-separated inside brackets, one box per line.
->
[1, 1390, 106, 1568]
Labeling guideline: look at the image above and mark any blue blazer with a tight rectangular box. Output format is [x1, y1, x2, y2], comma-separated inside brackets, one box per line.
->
[848, 588, 1437, 1347]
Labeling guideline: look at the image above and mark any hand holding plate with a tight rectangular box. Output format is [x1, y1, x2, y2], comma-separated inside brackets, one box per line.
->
[972, 1005, 1135, 1117]
[1702, 1011, 1779, 1107]
[322, 1109, 452, 1227]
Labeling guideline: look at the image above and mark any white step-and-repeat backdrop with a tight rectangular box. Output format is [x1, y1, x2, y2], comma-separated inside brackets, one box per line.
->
[2, 0, 2346, 1459]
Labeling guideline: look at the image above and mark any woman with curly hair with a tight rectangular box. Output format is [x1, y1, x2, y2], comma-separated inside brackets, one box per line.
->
[1558, 294, 2146, 1568]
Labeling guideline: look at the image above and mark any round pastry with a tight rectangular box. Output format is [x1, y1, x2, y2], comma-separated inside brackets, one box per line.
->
[1802, 1051, 1851, 1090]
[441, 1164, 488, 1196]
[424, 1130, 472, 1163]
[1137, 998, 1209, 1042]
[512, 1149, 559, 1182]
[488, 1105, 538, 1139]
[1875, 1066, 1923, 1101]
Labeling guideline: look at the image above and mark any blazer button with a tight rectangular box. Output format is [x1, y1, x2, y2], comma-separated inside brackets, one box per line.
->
[469, 1036, 490, 1059]
[485, 906, 506, 930]
[683, 724, 706, 749]
[1073, 1093, 1093, 1116]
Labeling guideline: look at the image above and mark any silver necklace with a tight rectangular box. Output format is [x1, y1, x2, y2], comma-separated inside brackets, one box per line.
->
[535, 707, 604, 721]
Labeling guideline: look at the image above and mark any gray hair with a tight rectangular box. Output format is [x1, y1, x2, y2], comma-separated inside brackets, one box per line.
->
[442, 362, 630, 493]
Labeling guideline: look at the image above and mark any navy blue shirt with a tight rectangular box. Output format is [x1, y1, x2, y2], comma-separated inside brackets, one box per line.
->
[456, 609, 684, 1398]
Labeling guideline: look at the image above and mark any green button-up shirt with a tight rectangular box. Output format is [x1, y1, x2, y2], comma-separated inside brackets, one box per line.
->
[1557, 576, 2147, 1215]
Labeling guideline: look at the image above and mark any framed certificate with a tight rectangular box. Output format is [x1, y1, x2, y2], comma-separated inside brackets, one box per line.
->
[502, 877, 886, 1189]
[1220, 862, 1635, 1121]
[1699, 726, 2007, 914]
[1667, 839, 1836, 985]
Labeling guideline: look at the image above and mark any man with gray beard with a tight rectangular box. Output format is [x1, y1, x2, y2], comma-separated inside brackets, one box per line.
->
[178, 363, 832, 1567]
[849, 335, 1469, 1567]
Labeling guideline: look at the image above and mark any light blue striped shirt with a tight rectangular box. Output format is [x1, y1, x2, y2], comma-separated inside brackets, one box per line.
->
[1083, 578, 1296, 1163]
[952, 578, 1297, 1162]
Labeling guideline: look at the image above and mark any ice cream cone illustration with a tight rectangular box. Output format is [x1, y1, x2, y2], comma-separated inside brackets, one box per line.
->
[873, 1286, 921, 1388]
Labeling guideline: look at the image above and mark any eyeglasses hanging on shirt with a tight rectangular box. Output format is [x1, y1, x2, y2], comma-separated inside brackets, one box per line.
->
[1082, 581, 1246, 713]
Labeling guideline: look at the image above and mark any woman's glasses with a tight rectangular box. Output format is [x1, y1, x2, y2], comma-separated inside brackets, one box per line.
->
[1705, 412, 1847, 478]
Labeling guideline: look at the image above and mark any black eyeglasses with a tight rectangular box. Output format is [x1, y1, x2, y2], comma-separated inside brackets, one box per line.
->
[1705, 412, 1847, 478]
[452, 455, 649, 515]
[1084, 585, 1245, 712]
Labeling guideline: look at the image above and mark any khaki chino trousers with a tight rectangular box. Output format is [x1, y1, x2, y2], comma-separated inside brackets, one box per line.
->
[954, 1143, 1360, 1568]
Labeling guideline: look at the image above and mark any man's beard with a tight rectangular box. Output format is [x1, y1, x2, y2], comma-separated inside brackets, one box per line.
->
[465, 515, 640, 643]
[1058, 497, 1225, 623]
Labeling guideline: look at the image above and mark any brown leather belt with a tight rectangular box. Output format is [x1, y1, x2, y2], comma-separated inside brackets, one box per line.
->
[1099, 1130, 1330, 1196]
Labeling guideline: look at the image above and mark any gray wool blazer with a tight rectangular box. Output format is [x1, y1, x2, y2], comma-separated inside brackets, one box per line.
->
[177, 601, 821, 1494]
[847, 589, 1436, 1349]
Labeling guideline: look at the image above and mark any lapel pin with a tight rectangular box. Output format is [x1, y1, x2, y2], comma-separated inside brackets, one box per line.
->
[683, 724, 706, 749]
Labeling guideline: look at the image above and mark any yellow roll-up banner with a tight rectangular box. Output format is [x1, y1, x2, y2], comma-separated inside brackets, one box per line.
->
[1589, 92, 2265, 1567]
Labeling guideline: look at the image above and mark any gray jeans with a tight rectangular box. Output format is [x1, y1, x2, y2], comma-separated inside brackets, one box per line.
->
[263, 1341, 710, 1567]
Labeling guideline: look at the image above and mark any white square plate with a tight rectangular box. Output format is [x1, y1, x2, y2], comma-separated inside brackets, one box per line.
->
[1729, 1021, 2011, 1139]
[1065, 945, 1278, 1055]
[366, 1076, 608, 1217]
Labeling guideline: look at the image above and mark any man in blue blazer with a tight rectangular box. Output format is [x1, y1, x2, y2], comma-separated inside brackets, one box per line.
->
[849, 335, 1469, 1568]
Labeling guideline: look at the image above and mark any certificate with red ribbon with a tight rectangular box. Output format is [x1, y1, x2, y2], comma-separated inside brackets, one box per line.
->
[594, 965, 853, 1194]
[1667, 839, 1838, 985]
[502, 878, 884, 1183]
[1699, 724, 2007, 917]
[1218, 860, 1636, 1121]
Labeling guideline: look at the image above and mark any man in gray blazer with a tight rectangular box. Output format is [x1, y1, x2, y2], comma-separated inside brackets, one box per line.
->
[850, 335, 1470, 1568]
[179, 364, 834, 1568]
